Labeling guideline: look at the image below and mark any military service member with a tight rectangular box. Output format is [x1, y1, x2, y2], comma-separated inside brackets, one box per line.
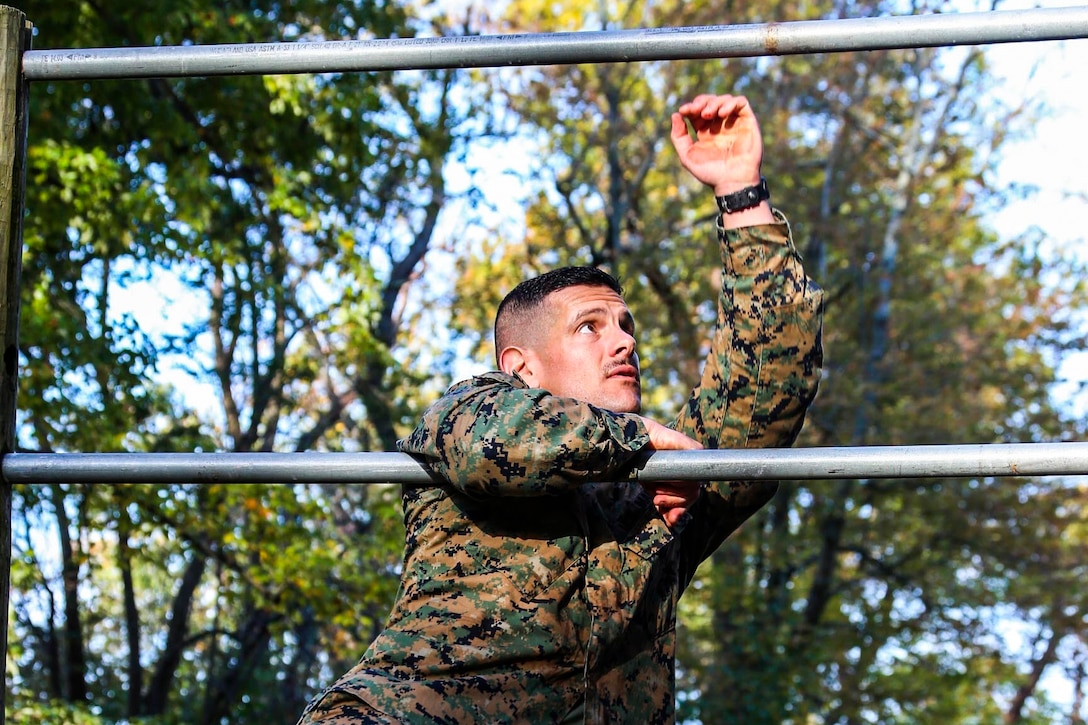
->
[298, 92, 824, 724]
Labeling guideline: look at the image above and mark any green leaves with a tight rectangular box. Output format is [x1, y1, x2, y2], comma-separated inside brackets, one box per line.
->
[10, 0, 1088, 722]
[11, 0, 487, 720]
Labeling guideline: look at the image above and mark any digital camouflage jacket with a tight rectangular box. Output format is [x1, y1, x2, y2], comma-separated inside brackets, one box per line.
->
[300, 215, 824, 724]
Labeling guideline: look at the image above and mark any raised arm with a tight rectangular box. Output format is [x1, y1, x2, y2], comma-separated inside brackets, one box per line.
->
[668, 94, 825, 574]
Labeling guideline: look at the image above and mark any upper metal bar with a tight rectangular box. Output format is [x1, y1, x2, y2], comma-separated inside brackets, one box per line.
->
[4, 442, 1088, 484]
[21, 7, 1088, 81]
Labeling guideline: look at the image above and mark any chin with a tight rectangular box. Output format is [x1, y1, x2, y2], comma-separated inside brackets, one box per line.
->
[610, 396, 642, 414]
[582, 383, 640, 413]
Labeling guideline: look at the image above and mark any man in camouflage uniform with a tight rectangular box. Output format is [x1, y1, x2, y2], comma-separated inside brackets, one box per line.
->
[299, 93, 824, 724]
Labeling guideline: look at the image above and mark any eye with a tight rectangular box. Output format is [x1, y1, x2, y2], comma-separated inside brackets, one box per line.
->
[577, 321, 596, 334]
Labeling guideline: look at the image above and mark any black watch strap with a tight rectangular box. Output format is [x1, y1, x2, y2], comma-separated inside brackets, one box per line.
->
[715, 177, 770, 214]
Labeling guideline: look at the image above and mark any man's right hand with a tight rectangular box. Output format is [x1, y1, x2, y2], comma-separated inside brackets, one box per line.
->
[637, 416, 703, 528]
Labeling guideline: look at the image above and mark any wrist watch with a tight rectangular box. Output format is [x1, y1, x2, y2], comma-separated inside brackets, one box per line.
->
[715, 177, 770, 214]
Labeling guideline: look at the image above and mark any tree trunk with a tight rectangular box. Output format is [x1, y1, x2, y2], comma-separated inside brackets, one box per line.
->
[117, 511, 144, 718]
[1004, 626, 1061, 724]
[50, 484, 87, 703]
[44, 585, 62, 698]
[282, 608, 319, 720]
[143, 554, 207, 714]
[199, 608, 278, 725]
[1070, 647, 1085, 725]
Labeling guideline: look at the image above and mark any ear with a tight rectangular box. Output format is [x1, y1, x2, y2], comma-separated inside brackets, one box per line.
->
[499, 346, 540, 386]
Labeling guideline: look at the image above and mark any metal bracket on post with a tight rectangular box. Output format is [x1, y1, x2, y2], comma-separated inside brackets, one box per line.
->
[1, 6, 31, 724]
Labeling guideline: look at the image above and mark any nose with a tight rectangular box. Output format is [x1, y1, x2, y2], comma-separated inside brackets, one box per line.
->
[612, 328, 636, 359]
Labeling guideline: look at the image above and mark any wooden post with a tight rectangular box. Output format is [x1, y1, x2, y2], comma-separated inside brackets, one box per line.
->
[1, 6, 31, 723]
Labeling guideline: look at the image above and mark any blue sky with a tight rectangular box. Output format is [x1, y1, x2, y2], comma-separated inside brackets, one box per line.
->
[983, 0, 1088, 417]
[981, 5, 1087, 707]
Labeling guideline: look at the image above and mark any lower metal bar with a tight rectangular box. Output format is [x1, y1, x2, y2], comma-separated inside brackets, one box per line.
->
[3, 442, 1088, 484]
[22, 7, 1088, 81]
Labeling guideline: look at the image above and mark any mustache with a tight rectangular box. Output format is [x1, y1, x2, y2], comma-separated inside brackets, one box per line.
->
[604, 359, 641, 379]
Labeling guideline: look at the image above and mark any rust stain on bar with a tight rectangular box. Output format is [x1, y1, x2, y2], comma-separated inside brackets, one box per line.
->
[763, 22, 781, 54]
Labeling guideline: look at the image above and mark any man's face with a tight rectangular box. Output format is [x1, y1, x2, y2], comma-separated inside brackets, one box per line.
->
[528, 284, 641, 413]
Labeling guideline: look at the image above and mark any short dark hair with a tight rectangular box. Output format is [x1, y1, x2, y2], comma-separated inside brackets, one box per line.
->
[494, 266, 624, 365]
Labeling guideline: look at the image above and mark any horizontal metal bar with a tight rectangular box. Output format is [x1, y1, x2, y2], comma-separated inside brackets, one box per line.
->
[3, 442, 1088, 484]
[22, 7, 1088, 82]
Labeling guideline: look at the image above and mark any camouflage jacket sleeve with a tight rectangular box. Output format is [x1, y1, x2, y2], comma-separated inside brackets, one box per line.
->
[399, 372, 652, 497]
[672, 211, 824, 584]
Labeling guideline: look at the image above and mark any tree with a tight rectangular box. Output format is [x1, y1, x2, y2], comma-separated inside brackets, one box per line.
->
[9, 0, 501, 721]
[10, 0, 1088, 721]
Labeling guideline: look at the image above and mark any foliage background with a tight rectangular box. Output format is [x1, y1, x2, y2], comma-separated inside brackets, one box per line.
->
[5, 0, 1088, 723]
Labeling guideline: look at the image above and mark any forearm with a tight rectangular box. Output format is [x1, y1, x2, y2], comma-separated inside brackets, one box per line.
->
[669, 210, 822, 579]
[399, 374, 651, 497]
[674, 210, 823, 450]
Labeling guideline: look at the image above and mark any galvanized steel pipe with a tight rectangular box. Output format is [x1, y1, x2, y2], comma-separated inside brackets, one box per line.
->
[4, 442, 1088, 484]
[21, 6, 1088, 81]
